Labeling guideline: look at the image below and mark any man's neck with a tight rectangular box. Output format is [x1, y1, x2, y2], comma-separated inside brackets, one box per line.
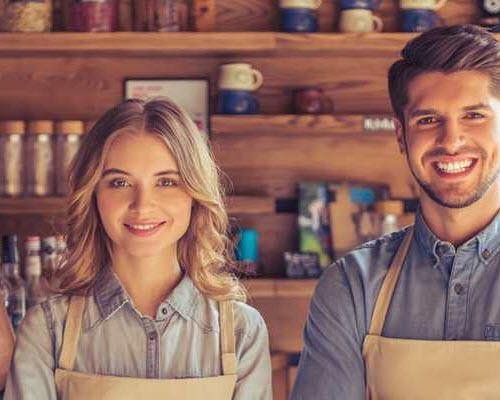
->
[420, 185, 500, 247]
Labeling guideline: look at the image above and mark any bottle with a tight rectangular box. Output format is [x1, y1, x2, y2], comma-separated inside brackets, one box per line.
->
[1, 235, 26, 331]
[24, 236, 49, 308]
[0, 260, 10, 311]
[42, 236, 58, 284]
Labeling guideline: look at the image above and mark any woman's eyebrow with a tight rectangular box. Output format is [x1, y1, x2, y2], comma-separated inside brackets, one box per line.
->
[101, 168, 180, 177]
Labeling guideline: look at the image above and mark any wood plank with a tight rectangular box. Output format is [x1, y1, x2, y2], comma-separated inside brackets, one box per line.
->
[0, 195, 275, 215]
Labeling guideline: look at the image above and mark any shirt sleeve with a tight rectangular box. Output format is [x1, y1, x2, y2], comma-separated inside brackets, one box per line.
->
[233, 304, 272, 400]
[4, 302, 57, 400]
[289, 262, 366, 400]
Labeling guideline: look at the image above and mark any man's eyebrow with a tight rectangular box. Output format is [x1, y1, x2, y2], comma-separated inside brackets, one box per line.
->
[462, 103, 492, 111]
[408, 108, 438, 119]
[101, 169, 179, 177]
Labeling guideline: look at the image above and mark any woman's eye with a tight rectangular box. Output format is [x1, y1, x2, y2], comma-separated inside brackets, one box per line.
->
[416, 116, 438, 126]
[109, 178, 130, 188]
[157, 177, 177, 187]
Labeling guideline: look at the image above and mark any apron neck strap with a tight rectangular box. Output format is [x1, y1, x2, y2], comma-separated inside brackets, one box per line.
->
[368, 227, 414, 336]
[58, 295, 86, 370]
[219, 301, 237, 375]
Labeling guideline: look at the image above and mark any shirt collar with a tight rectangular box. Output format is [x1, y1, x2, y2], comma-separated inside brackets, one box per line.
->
[93, 267, 200, 322]
[414, 207, 500, 267]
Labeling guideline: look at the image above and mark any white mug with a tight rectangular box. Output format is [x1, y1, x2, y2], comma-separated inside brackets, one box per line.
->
[279, 0, 322, 9]
[400, 0, 447, 10]
[218, 63, 263, 91]
[339, 9, 383, 33]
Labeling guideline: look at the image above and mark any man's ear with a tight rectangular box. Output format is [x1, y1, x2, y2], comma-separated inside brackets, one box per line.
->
[394, 117, 406, 155]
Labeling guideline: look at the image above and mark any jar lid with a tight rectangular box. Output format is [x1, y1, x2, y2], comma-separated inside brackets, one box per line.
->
[55, 120, 85, 135]
[374, 200, 404, 216]
[28, 120, 54, 135]
[0, 120, 25, 135]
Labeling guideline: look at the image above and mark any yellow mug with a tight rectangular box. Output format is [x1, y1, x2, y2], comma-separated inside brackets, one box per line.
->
[339, 9, 383, 33]
[218, 63, 264, 91]
[279, 0, 322, 9]
[400, 0, 447, 10]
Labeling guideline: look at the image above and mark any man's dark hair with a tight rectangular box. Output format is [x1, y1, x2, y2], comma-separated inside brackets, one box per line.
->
[388, 25, 500, 124]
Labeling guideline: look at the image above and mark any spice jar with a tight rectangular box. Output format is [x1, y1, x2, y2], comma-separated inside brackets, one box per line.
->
[0, 121, 25, 197]
[146, 0, 188, 31]
[25, 120, 54, 197]
[54, 121, 84, 196]
[69, 0, 117, 31]
[0, 0, 52, 32]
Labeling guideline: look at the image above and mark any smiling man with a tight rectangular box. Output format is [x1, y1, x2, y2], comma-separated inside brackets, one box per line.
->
[290, 25, 500, 399]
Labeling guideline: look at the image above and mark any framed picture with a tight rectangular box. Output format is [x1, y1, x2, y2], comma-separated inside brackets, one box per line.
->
[124, 78, 210, 138]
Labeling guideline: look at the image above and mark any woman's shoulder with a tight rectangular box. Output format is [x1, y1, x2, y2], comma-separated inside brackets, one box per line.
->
[231, 301, 267, 338]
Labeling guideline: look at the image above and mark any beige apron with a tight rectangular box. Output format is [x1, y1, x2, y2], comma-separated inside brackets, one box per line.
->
[54, 296, 237, 399]
[363, 227, 500, 400]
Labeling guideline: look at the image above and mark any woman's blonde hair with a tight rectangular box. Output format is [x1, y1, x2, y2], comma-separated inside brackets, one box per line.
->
[56, 98, 246, 302]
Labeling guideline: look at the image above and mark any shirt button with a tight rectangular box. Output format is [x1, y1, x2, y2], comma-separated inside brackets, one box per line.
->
[149, 333, 156, 341]
[483, 249, 491, 259]
[454, 283, 464, 295]
[161, 307, 168, 315]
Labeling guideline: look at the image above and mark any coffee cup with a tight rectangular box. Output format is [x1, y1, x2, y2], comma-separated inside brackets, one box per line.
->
[293, 88, 333, 114]
[217, 90, 260, 115]
[218, 63, 263, 91]
[400, 9, 443, 32]
[279, 0, 322, 9]
[480, 0, 500, 17]
[280, 8, 319, 32]
[340, 0, 381, 10]
[339, 9, 383, 32]
[400, 0, 447, 10]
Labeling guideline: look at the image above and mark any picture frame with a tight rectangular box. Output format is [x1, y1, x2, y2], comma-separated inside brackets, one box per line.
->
[124, 78, 210, 138]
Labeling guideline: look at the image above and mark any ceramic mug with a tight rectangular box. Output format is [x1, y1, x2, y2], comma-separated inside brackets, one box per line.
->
[280, 8, 319, 32]
[217, 90, 260, 114]
[400, 0, 447, 10]
[480, 0, 500, 16]
[339, 9, 383, 32]
[218, 63, 263, 91]
[279, 0, 322, 9]
[400, 9, 443, 32]
[293, 88, 333, 114]
[340, 0, 381, 10]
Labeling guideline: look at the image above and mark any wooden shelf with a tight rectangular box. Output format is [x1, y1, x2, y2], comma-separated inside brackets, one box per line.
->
[0, 195, 275, 215]
[243, 278, 317, 298]
[0, 32, 476, 56]
[212, 114, 395, 136]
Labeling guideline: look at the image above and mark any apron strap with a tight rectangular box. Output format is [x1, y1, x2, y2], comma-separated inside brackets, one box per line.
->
[368, 227, 414, 336]
[58, 295, 86, 370]
[219, 300, 237, 375]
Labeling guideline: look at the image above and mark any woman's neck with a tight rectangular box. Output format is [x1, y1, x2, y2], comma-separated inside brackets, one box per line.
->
[111, 249, 183, 318]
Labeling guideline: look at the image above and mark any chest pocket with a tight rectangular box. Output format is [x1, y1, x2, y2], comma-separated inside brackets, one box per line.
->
[485, 324, 500, 340]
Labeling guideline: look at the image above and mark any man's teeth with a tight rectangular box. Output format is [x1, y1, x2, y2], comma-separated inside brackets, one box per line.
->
[128, 223, 160, 230]
[436, 159, 474, 174]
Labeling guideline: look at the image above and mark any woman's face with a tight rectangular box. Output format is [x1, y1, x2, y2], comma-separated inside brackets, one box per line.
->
[95, 132, 193, 260]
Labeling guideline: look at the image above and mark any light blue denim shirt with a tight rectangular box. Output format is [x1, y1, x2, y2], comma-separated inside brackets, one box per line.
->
[290, 208, 500, 400]
[5, 269, 272, 400]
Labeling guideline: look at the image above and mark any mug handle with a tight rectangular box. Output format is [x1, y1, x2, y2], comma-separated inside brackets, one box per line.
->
[433, 0, 447, 10]
[251, 69, 264, 90]
[372, 15, 383, 32]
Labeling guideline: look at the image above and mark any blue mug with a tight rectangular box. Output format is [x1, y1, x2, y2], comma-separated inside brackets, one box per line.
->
[236, 228, 259, 263]
[400, 9, 443, 32]
[217, 90, 260, 115]
[280, 8, 319, 32]
[340, 0, 381, 10]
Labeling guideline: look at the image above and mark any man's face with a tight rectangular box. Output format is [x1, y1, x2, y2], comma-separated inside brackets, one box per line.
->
[396, 70, 500, 209]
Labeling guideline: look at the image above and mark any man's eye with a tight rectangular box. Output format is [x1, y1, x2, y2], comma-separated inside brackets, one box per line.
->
[157, 178, 177, 187]
[464, 112, 485, 120]
[109, 178, 130, 188]
[416, 116, 438, 125]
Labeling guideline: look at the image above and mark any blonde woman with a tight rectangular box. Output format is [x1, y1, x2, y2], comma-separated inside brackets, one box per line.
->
[5, 98, 272, 399]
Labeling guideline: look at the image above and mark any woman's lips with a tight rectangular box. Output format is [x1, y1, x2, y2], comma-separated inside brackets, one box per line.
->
[124, 221, 166, 237]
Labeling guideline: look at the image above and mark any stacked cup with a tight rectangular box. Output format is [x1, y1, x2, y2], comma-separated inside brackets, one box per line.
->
[400, 0, 447, 32]
[217, 63, 263, 115]
[338, 0, 383, 33]
[279, 0, 322, 32]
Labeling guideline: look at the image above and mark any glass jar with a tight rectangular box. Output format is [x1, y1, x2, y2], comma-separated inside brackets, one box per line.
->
[0, 0, 52, 32]
[69, 0, 117, 31]
[145, 0, 188, 31]
[25, 120, 54, 197]
[0, 121, 25, 197]
[54, 121, 84, 196]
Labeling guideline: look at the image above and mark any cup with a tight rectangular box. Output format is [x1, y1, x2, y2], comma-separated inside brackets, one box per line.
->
[339, 9, 383, 32]
[340, 0, 381, 10]
[400, 9, 443, 32]
[400, 0, 447, 10]
[280, 8, 319, 32]
[479, 0, 500, 17]
[279, 0, 322, 9]
[293, 88, 333, 114]
[218, 63, 263, 91]
[217, 90, 260, 115]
